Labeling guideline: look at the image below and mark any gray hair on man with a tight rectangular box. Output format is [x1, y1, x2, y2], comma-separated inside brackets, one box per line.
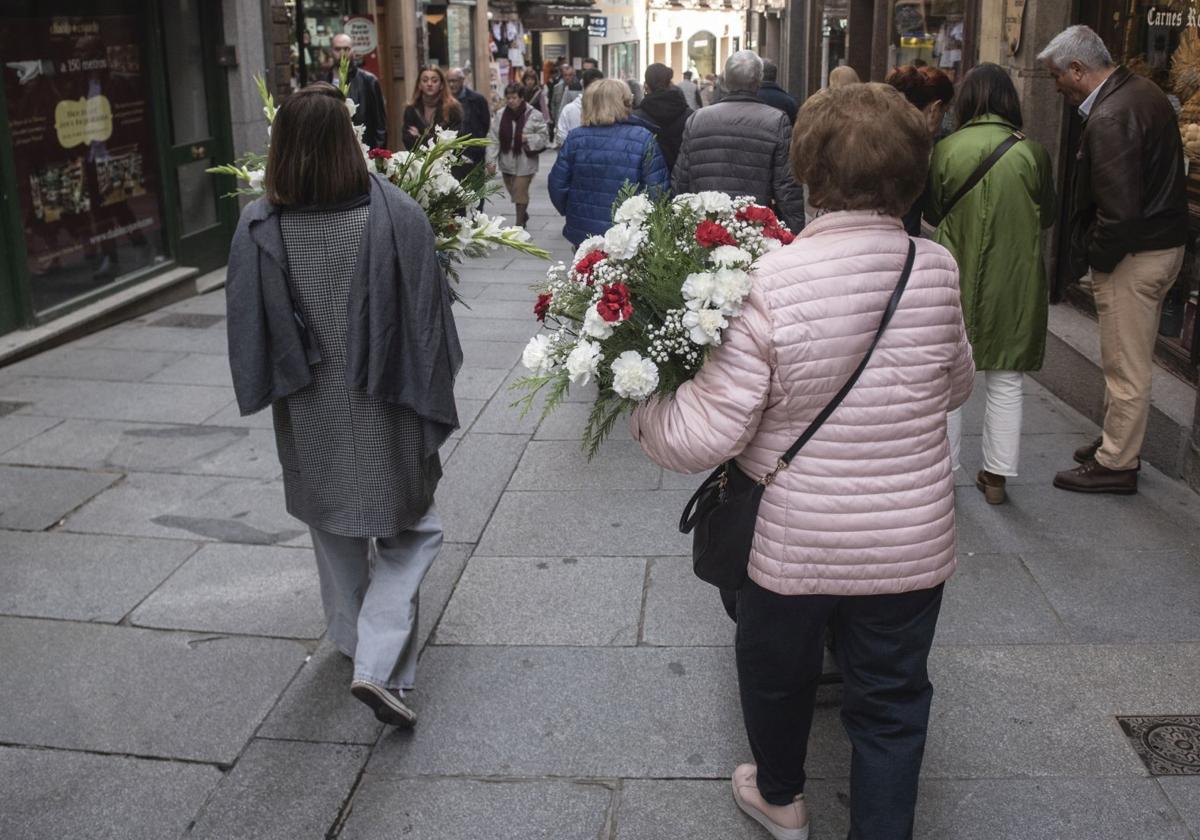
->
[725, 50, 764, 92]
[1036, 25, 1113, 72]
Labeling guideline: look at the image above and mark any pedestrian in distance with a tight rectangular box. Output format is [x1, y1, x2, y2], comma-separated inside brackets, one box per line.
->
[925, 63, 1057, 505]
[447, 66, 491, 170]
[827, 65, 860, 88]
[520, 67, 551, 123]
[677, 69, 703, 109]
[1039, 25, 1189, 494]
[486, 82, 549, 228]
[672, 50, 806, 233]
[324, 33, 387, 149]
[549, 64, 582, 140]
[632, 62, 691, 171]
[548, 78, 669, 247]
[401, 64, 463, 151]
[224, 82, 462, 730]
[555, 68, 604, 147]
[756, 59, 798, 125]
[885, 64, 954, 235]
[631, 82, 974, 840]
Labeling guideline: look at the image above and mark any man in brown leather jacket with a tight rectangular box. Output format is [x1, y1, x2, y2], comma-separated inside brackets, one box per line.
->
[1038, 25, 1188, 495]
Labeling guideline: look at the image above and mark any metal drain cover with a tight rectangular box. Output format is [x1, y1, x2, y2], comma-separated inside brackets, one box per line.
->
[1117, 715, 1200, 775]
[151, 313, 225, 329]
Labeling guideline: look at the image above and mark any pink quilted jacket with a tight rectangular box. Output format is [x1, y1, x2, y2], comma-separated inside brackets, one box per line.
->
[631, 212, 975, 596]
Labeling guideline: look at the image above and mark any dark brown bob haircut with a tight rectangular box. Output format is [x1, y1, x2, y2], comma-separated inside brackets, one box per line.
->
[791, 83, 931, 218]
[264, 82, 369, 207]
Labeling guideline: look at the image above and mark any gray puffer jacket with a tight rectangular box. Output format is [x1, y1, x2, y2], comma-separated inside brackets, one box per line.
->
[671, 92, 805, 233]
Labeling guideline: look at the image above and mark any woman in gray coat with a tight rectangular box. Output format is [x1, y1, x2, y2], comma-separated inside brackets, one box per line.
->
[225, 82, 462, 728]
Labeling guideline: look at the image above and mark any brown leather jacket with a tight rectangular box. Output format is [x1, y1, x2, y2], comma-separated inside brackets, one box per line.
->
[1070, 66, 1188, 278]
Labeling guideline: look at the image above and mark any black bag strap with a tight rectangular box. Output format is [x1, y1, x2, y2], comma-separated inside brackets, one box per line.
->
[755, 238, 917, 487]
[938, 130, 1024, 220]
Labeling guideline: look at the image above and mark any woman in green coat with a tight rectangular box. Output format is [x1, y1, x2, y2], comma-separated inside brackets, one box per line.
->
[925, 63, 1057, 505]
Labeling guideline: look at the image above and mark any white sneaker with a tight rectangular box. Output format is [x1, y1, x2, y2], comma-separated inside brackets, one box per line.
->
[350, 679, 416, 728]
[731, 763, 810, 840]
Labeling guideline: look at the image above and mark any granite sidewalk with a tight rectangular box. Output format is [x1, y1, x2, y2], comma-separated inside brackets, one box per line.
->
[2, 163, 1200, 840]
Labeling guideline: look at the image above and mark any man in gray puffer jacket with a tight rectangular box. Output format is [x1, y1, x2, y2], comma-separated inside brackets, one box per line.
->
[672, 50, 805, 232]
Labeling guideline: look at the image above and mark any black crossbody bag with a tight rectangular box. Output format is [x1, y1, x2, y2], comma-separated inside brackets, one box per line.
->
[678, 239, 917, 590]
[937, 129, 1025, 220]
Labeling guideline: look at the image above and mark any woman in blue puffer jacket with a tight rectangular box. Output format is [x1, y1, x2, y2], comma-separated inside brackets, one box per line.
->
[548, 79, 669, 247]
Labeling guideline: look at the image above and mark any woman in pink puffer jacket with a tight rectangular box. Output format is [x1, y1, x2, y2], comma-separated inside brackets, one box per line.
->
[631, 84, 975, 840]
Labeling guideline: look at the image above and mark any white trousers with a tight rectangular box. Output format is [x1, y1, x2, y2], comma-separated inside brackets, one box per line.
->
[948, 371, 1024, 477]
[309, 506, 443, 691]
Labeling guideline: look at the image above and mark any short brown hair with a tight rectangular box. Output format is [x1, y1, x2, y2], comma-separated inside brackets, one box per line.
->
[264, 82, 368, 206]
[791, 83, 930, 217]
[884, 65, 954, 110]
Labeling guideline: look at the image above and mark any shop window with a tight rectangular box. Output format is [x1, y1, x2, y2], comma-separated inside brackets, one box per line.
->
[818, 0, 849, 88]
[889, 0, 965, 80]
[291, 0, 381, 89]
[605, 42, 639, 83]
[689, 30, 716, 77]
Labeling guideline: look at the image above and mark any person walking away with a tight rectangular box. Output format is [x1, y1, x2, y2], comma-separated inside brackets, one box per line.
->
[633, 63, 691, 171]
[520, 67, 551, 123]
[401, 65, 463, 151]
[224, 83, 462, 729]
[487, 82, 549, 228]
[677, 70, 703, 109]
[1038, 25, 1188, 494]
[673, 50, 806, 233]
[632, 83, 974, 840]
[325, 33, 387, 149]
[447, 67, 490, 172]
[925, 63, 1056, 505]
[547, 78, 669, 247]
[885, 65, 954, 235]
[550, 64, 582, 141]
[827, 65, 860, 88]
[556, 68, 604, 147]
[756, 59, 798, 124]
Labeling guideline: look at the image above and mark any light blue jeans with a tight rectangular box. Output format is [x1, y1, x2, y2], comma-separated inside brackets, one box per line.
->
[309, 506, 443, 691]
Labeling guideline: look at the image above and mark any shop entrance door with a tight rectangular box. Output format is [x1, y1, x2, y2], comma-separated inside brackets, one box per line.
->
[157, 0, 236, 272]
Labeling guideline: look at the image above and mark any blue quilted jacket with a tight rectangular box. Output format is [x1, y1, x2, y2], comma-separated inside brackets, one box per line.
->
[548, 121, 669, 246]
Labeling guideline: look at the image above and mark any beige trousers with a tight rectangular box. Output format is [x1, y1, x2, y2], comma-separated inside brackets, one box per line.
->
[1091, 246, 1184, 470]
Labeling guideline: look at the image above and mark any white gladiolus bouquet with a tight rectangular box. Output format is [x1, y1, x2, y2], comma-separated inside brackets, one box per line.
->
[513, 189, 795, 456]
[209, 62, 548, 282]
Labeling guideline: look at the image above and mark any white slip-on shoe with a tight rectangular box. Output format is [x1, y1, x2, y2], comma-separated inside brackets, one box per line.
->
[350, 679, 416, 728]
[731, 763, 810, 840]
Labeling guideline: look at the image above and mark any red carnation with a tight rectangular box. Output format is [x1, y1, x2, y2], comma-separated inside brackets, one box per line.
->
[367, 148, 393, 159]
[574, 250, 608, 280]
[695, 220, 737, 248]
[534, 292, 553, 322]
[596, 282, 633, 323]
[764, 224, 795, 245]
[736, 205, 778, 226]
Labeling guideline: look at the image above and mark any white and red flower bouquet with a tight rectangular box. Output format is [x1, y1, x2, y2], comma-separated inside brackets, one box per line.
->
[513, 189, 795, 456]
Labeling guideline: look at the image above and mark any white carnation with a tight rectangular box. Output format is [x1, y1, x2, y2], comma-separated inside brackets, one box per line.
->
[710, 268, 752, 314]
[345, 98, 359, 118]
[582, 306, 614, 339]
[432, 171, 461, 196]
[603, 223, 646, 261]
[709, 245, 752, 268]
[573, 235, 607, 262]
[247, 168, 265, 192]
[698, 191, 733, 214]
[610, 350, 660, 400]
[565, 339, 602, 386]
[682, 306, 729, 346]
[613, 194, 653, 226]
[680, 271, 717, 307]
[521, 334, 556, 374]
[672, 193, 703, 213]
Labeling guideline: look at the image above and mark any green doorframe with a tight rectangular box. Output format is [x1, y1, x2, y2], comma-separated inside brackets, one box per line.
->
[0, 59, 34, 333]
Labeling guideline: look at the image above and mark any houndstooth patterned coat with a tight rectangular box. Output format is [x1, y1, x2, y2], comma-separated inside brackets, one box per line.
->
[273, 203, 440, 537]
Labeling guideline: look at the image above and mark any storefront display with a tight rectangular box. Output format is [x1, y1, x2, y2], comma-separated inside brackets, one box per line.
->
[1, 12, 167, 313]
[889, 0, 967, 79]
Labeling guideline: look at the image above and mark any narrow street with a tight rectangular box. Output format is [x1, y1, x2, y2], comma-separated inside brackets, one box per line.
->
[2, 161, 1200, 839]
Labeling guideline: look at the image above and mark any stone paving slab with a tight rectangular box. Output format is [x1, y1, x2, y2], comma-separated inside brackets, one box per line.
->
[0, 530, 198, 622]
[641, 556, 735, 646]
[0, 414, 60, 456]
[339, 777, 614, 840]
[435, 434, 528, 543]
[453, 366, 509, 401]
[454, 317, 537, 343]
[0, 465, 121, 530]
[78, 323, 230, 354]
[1019, 548, 1200, 643]
[0, 745, 221, 840]
[200, 400, 274, 429]
[417, 542, 474, 649]
[460, 339, 526, 369]
[477, 490, 694, 556]
[130, 542, 325, 639]
[434, 555, 646, 646]
[508, 439, 662, 491]
[185, 740, 368, 840]
[0, 346, 186, 382]
[62, 472, 305, 545]
[368, 646, 851, 779]
[0, 376, 232, 423]
[257, 640, 384, 744]
[2, 419, 279, 479]
[923, 642, 1200, 778]
[1159, 777, 1200, 836]
[0, 617, 306, 763]
[953, 432, 1101, 486]
[934, 553, 1069, 646]
[455, 299, 538, 320]
[146, 352, 234, 387]
[533, 400, 634, 441]
[476, 283, 546, 301]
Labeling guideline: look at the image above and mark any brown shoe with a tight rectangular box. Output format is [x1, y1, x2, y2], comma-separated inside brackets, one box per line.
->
[975, 470, 1006, 504]
[1073, 437, 1102, 464]
[1053, 460, 1138, 495]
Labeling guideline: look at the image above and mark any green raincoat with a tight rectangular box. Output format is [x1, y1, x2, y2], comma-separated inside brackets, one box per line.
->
[925, 115, 1057, 371]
